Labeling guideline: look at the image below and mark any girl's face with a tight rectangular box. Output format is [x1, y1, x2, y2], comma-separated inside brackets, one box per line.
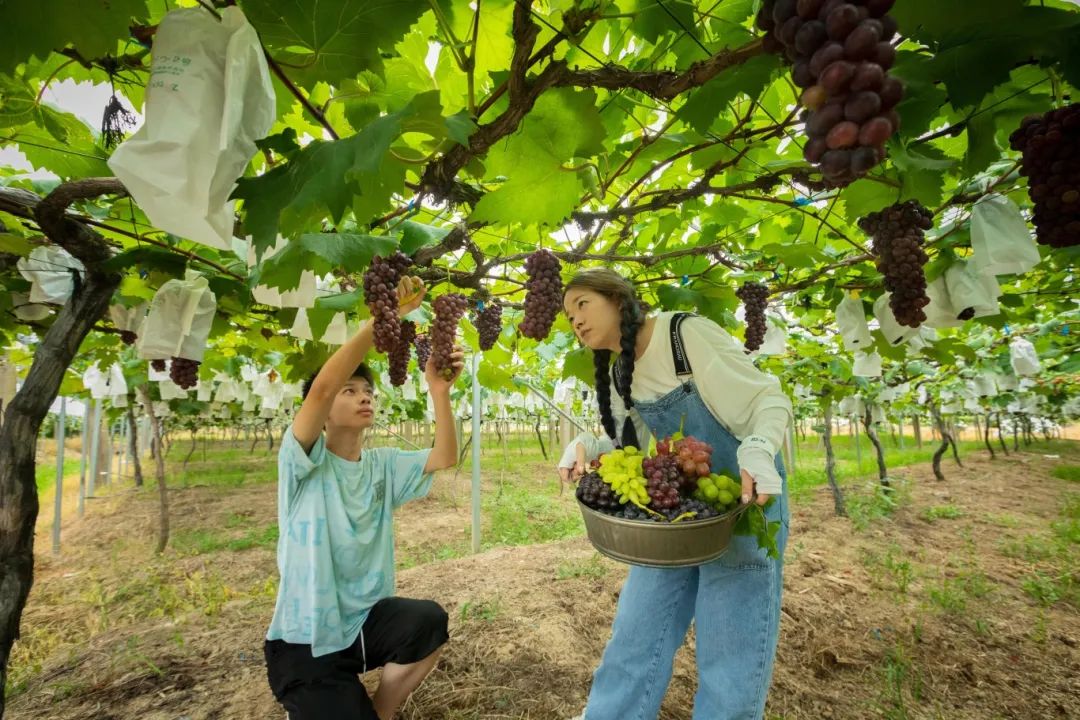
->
[563, 287, 623, 352]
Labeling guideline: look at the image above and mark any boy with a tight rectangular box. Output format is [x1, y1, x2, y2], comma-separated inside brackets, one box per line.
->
[264, 276, 464, 720]
[556, 428, 615, 493]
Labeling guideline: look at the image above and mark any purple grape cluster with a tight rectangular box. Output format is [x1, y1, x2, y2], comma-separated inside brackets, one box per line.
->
[170, 357, 199, 389]
[577, 471, 622, 511]
[518, 249, 562, 340]
[389, 319, 416, 387]
[859, 200, 934, 327]
[363, 251, 412, 353]
[736, 281, 769, 352]
[432, 294, 468, 380]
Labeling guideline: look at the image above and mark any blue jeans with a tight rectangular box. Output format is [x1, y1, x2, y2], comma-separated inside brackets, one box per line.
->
[583, 494, 788, 720]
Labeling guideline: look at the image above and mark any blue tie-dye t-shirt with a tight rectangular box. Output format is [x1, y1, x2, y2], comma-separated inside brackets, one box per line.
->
[266, 427, 433, 656]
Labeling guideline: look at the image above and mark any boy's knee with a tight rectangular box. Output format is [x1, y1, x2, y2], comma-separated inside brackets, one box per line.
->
[417, 599, 449, 638]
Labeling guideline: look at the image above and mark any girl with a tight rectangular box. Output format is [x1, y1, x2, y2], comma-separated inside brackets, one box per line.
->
[562, 268, 792, 720]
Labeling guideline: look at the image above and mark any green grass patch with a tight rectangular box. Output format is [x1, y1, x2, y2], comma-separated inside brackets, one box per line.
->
[171, 523, 278, 556]
[555, 554, 609, 581]
[1051, 464, 1080, 482]
[928, 571, 993, 614]
[35, 457, 81, 493]
[399, 481, 585, 569]
[861, 544, 914, 596]
[847, 480, 910, 531]
[459, 597, 502, 623]
[921, 504, 964, 522]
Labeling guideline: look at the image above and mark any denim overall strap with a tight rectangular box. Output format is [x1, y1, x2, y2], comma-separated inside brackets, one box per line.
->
[584, 321, 789, 720]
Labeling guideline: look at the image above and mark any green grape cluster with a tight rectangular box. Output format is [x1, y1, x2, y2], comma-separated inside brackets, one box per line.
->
[596, 446, 649, 506]
[694, 472, 743, 513]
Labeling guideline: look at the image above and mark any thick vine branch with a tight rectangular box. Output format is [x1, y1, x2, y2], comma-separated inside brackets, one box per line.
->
[0, 179, 126, 270]
[554, 39, 763, 100]
[571, 170, 795, 223]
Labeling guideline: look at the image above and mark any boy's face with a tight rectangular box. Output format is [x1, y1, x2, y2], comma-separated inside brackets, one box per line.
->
[325, 376, 376, 432]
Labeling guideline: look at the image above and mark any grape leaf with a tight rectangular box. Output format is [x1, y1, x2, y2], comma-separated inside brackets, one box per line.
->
[625, 0, 698, 45]
[963, 113, 1000, 178]
[733, 501, 781, 560]
[235, 94, 436, 254]
[471, 89, 604, 225]
[257, 233, 399, 291]
[242, 0, 428, 86]
[471, 165, 584, 225]
[315, 288, 364, 312]
[11, 116, 111, 178]
[562, 346, 596, 386]
[0, 0, 151, 74]
[399, 221, 450, 255]
[677, 54, 783, 135]
[445, 110, 477, 147]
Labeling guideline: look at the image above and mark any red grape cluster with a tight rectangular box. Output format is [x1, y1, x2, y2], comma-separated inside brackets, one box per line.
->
[577, 471, 622, 511]
[518, 249, 563, 340]
[362, 251, 413, 353]
[170, 357, 200, 389]
[1008, 105, 1080, 248]
[414, 332, 431, 370]
[735, 281, 770, 352]
[388, 319, 416, 387]
[757, 0, 903, 186]
[669, 436, 712, 489]
[473, 294, 503, 351]
[119, 330, 137, 346]
[641, 454, 683, 509]
[431, 294, 468, 380]
[858, 200, 934, 327]
[150, 359, 166, 372]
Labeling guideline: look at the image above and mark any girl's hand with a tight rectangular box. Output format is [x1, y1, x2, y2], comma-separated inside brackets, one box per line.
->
[572, 461, 586, 480]
[397, 276, 425, 317]
[740, 468, 771, 507]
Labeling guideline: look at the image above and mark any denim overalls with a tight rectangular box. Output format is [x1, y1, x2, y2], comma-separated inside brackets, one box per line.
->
[584, 313, 790, 720]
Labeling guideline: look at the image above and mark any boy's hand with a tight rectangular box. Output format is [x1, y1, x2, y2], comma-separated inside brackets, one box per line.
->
[426, 344, 465, 392]
[397, 276, 425, 317]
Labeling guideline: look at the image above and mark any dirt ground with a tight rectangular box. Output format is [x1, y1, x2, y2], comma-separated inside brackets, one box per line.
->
[8, 445, 1080, 720]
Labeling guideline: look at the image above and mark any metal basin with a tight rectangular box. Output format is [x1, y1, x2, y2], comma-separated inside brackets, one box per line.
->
[578, 500, 743, 568]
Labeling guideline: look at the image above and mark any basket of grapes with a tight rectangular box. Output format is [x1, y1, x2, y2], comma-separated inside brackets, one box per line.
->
[576, 435, 756, 568]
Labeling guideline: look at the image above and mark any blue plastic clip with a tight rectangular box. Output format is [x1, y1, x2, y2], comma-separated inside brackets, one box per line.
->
[680, 275, 689, 286]
[1062, 325, 1070, 336]
[1003, 323, 1011, 335]
[794, 197, 813, 207]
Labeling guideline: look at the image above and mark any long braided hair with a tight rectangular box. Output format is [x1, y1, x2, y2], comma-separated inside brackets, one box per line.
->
[564, 269, 646, 449]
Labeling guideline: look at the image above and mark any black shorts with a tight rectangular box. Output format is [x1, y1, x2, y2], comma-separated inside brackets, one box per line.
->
[264, 597, 449, 720]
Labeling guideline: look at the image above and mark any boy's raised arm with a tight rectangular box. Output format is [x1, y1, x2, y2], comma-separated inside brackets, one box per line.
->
[292, 276, 425, 453]
[422, 347, 465, 474]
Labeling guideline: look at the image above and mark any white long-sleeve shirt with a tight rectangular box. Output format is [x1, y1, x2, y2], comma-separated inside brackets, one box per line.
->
[557, 431, 616, 470]
[606, 312, 792, 494]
